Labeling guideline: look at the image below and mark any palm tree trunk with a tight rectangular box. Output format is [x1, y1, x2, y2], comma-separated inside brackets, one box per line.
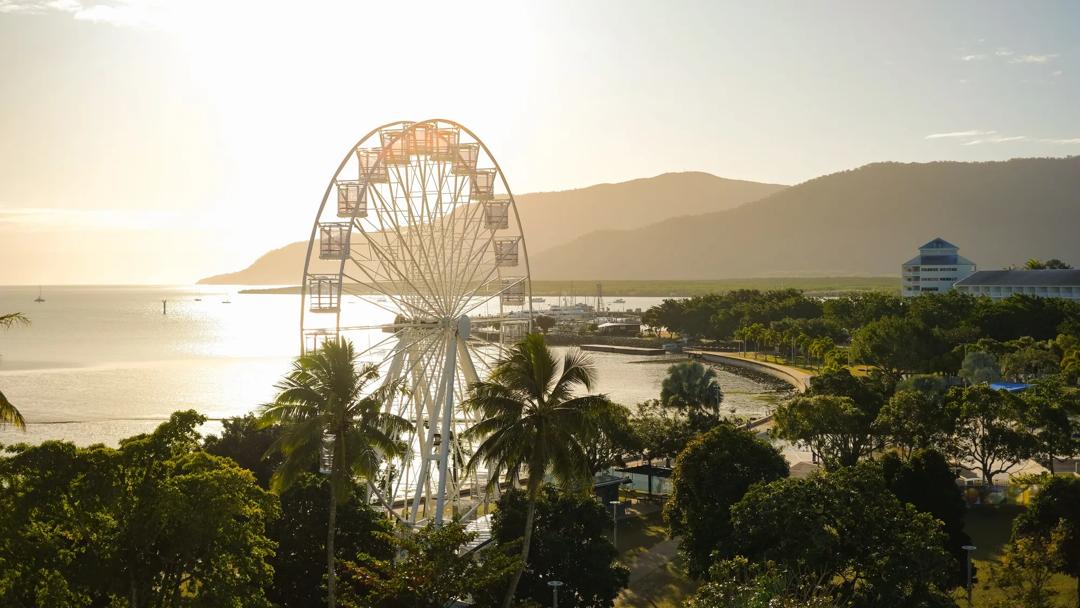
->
[327, 479, 338, 608]
[501, 496, 538, 608]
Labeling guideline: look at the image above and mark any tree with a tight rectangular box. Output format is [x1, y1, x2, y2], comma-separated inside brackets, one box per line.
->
[340, 522, 518, 608]
[258, 339, 411, 608]
[993, 521, 1069, 608]
[271, 473, 394, 607]
[660, 360, 724, 420]
[874, 389, 952, 457]
[0, 312, 29, 430]
[1000, 338, 1060, 381]
[631, 400, 697, 463]
[664, 424, 789, 577]
[849, 316, 939, 384]
[945, 386, 1033, 483]
[581, 403, 640, 474]
[489, 486, 629, 608]
[1013, 476, 1080, 608]
[535, 314, 557, 334]
[204, 413, 284, 487]
[1025, 258, 1073, 270]
[686, 557, 843, 608]
[1021, 376, 1080, 473]
[772, 395, 877, 469]
[728, 464, 955, 608]
[462, 334, 613, 608]
[958, 351, 1001, 385]
[879, 450, 972, 587]
[0, 411, 280, 607]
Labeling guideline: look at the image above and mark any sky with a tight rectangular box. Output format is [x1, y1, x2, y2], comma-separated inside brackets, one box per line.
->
[0, 0, 1078, 284]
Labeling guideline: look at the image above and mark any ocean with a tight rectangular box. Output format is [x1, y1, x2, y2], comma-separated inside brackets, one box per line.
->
[0, 286, 780, 447]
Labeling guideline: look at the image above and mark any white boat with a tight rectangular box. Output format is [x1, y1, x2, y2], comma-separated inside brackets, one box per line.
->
[613, 298, 626, 304]
[531, 297, 546, 303]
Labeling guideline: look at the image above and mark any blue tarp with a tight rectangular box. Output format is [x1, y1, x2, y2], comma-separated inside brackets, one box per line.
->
[990, 382, 1030, 393]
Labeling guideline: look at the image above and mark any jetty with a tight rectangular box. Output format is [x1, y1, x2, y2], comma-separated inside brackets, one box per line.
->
[581, 344, 665, 356]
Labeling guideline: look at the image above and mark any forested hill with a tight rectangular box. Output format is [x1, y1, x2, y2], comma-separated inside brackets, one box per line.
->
[529, 156, 1080, 279]
[198, 172, 784, 284]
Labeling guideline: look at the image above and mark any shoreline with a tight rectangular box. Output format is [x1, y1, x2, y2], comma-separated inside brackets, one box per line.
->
[230, 276, 898, 298]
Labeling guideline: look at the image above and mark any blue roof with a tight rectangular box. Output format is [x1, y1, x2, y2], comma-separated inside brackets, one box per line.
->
[920, 237, 959, 250]
[990, 382, 1030, 393]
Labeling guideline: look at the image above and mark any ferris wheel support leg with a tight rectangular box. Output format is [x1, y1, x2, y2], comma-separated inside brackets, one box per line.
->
[408, 342, 439, 524]
[433, 328, 458, 526]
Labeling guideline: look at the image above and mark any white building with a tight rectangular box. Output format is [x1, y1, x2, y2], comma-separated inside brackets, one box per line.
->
[901, 238, 976, 297]
[953, 269, 1080, 301]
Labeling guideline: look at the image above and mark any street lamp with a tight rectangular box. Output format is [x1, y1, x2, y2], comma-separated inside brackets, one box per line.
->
[547, 580, 564, 608]
[609, 500, 620, 549]
[962, 544, 977, 607]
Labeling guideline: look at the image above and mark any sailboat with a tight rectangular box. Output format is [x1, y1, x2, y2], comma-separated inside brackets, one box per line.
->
[34, 286, 45, 303]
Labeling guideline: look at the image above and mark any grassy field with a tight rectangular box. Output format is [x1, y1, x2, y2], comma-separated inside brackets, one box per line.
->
[240, 276, 900, 297]
[615, 508, 699, 608]
[957, 505, 1078, 607]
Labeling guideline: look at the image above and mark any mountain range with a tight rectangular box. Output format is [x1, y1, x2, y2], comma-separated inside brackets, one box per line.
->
[198, 172, 784, 284]
[199, 157, 1080, 284]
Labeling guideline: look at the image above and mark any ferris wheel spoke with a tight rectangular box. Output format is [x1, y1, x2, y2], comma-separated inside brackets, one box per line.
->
[366, 181, 445, 315]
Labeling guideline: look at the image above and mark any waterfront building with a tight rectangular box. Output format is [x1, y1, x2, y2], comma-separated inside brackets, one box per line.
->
[901, 238, 976, 297]
[953, 269, 1080, 301]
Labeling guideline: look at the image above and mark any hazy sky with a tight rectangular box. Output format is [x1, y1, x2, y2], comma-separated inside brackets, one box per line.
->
[1, 0, 1078, 284]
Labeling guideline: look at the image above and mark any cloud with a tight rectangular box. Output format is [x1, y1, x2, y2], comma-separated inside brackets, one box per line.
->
[961, 135, 1027, 146]
[0, 207, 178, 232]
[925, 130, 996, 140]
[1010, 53, 1059, 64]
[960, 54, 986, 62]
[0, 0, 157, 27]
[1041, 138, 1080, 145]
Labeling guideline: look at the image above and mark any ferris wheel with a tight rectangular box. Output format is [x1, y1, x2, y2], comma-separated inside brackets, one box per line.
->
[300, 119, 532, 526]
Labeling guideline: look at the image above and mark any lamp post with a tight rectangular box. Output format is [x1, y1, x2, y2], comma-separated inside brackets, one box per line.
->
[547, 580, 564, 608]
[962, 544, 976, 607]
[609, 500, 620, 549]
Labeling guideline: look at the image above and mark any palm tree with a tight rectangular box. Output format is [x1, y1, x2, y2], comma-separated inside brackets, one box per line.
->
[0, 312, 29, 430]
[463, 333, 613, 608]
[660, 360, 723, 417]
[258, 339, 412, 608]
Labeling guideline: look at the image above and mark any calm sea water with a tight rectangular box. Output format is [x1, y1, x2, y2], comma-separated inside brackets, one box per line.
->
[0, 286, 779, 447]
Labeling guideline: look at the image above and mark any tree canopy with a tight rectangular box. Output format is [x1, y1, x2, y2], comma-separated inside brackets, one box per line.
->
[664, 424, 789, 577]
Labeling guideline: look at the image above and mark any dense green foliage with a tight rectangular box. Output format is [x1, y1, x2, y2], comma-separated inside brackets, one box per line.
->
[491, 486, 629, 608]
[340, 522, 518, 608]
[664, 424, 789, 577]
[772, 369, 886, 469]
[0, 411, 279, 607]
[728, 464, 955, 608]
[879, 450, 971, 586]
[1014, 476, 1080, 604]
[258, 339, 411, 608]
[0, 312, 29, 430]
[645, 289, 1080, 380]
[463, 334, 616, 608]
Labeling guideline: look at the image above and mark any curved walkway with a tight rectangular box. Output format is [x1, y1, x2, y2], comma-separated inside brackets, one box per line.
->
[686, 350, 813, 392]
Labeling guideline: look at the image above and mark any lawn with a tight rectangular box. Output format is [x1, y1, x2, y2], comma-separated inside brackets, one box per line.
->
[954, 505, 1078, 607]
[614, 506, 700, 608]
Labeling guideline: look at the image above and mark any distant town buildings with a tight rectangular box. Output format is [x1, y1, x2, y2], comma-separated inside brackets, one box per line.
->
[953, 269, 1080, 301]
[901, 238, 976, 297]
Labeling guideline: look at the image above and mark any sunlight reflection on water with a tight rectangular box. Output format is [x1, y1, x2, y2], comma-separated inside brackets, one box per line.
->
[0, 286, 781, 446]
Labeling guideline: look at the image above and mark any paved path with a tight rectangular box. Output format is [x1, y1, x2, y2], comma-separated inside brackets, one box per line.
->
[686, 350, 813, 392]
[623, 537, 681, 585]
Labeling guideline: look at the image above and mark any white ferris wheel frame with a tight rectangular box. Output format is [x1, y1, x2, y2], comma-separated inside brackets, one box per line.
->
[298, 119, 533, 526]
